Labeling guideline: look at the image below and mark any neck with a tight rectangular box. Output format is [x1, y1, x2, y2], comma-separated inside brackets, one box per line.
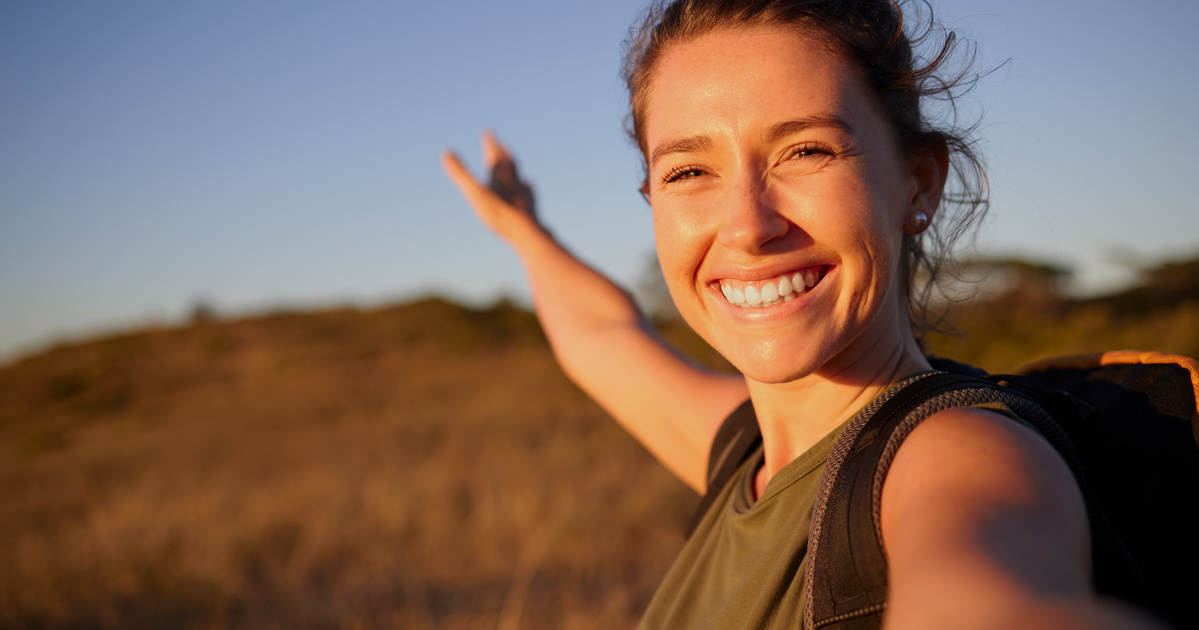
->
[747, 330, 931, 492]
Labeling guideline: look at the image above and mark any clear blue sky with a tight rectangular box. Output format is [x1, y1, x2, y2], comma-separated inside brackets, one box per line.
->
[2, 0, 1197, 362]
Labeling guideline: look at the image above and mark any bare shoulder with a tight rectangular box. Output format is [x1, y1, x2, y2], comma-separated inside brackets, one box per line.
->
[881, 406, 1089, 549]
[884, 406, 1084, 499]
[879, 406, 1096, 629]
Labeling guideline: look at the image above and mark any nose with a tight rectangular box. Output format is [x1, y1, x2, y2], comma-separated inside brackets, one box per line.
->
[716, 178, 791, 254]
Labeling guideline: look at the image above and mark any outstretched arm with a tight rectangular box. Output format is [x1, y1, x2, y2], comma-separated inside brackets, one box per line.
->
[441, 132, 748, 492]
[881, 408, 1172, 630]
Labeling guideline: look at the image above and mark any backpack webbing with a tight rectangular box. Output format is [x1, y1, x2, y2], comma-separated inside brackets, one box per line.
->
[800, 372, 1129, 629]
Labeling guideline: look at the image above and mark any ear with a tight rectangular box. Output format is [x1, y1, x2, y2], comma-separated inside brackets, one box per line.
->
[904, 138, 950, 235]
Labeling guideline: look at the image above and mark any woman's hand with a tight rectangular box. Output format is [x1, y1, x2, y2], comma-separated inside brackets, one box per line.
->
[438, 130, 748, 492]
[441, 131, 540, 241]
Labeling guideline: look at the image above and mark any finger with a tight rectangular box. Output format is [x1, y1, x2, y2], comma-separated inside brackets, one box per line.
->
[482, 130, 505, 170]
[441, 150, 498, 209]
[483, 130, 522, 183]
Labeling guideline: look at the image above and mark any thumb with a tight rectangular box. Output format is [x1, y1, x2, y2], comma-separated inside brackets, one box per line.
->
[441, 150, 497, 208]
[441, 150, 476, 192]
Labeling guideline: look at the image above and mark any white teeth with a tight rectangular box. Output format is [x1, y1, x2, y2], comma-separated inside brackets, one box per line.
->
[744, 285, 762, 305]
[760, 282, 779, 302]
[779, 276, 794, 296]
[802, 269, 817, 288]
[717, 267, 824, 308]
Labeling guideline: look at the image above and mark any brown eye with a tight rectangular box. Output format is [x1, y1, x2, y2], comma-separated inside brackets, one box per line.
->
[662, 165, 705, 184]
[785, 143, 833, 161]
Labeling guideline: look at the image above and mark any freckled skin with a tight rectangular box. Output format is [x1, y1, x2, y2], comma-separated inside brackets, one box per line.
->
[644, 26, 920, 385]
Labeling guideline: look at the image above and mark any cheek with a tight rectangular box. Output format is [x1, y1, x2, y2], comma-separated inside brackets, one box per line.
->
[654, 247, 699, 316]
[818, 179, 906, 306]
[856, 211, 911, 318]
[652, 204, 710, 282]
[867, 158, 915, 232]
[842, 166, 909, 253]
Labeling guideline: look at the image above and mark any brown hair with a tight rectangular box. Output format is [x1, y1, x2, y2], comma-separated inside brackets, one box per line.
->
[622, 0, 987, 343]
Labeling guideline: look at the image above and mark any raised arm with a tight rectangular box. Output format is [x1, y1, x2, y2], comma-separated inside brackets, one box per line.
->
[441, 132, 748, 492]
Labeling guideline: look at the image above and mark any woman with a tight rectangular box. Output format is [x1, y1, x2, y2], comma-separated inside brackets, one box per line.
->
[442, 1, 1168, 627]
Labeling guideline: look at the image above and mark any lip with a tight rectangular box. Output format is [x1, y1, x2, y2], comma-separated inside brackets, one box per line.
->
[706, 259, 825, 284]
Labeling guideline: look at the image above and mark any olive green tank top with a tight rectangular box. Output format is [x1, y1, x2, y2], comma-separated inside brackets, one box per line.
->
[637, 394, 1035, 629]
[637, 414, 852, 629]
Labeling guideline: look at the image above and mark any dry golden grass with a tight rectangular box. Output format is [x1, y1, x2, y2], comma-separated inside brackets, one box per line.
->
[0, 298, 697, 629]
[3, 277, 1196, 629]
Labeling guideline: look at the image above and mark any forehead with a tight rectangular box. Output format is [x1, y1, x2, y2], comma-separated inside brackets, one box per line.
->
[643, 25, 887, 150]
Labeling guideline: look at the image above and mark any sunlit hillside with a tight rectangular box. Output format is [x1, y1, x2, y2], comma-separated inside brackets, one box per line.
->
[2, 254, 1197, 629]
[0, 298, 698, 629]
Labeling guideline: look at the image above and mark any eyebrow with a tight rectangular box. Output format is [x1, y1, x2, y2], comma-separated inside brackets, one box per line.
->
[649, 116, 855, 170]
[764, 116, 855, 143]
[649, 135, 713, 170]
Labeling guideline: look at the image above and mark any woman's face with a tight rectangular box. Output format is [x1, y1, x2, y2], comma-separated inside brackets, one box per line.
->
[643, 25, 938, 384]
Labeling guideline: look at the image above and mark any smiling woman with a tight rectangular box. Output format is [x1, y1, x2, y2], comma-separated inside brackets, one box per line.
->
[441, 1, 1173, 629]
[642, 26, 936, 389]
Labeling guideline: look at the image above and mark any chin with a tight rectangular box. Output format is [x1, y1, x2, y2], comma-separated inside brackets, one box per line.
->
[730, 356, 818, 385]
[709, 335, 827, 385]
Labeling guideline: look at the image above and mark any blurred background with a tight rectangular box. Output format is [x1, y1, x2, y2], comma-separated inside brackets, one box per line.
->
[2, 1, 1197, 628]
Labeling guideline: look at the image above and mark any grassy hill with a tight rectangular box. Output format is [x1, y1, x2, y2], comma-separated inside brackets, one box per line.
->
[0, 298, 698, 629]
[2, 255, 1196, 629]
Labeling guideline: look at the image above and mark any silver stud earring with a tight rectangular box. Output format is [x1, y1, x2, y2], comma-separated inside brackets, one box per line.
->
[909, 211, 929, 231]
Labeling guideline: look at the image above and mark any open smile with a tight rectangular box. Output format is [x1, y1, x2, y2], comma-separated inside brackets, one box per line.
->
[716, 266, 830, 308]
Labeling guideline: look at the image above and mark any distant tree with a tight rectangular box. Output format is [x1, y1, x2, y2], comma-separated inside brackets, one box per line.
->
[1091, 254, 1199, 315]
[957, 257, 1073, 311]
[189, 298, 219, 326]
[1140, 257, 1199, 295]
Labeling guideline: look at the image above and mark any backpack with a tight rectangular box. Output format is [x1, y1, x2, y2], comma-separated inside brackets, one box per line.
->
[687, 351, 1199, 629]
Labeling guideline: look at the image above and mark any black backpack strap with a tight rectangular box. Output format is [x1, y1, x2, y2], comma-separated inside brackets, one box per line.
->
[685, 398, 759, 538]
[683, 369, 1151, 628]
[802, 372, 1070, 630]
